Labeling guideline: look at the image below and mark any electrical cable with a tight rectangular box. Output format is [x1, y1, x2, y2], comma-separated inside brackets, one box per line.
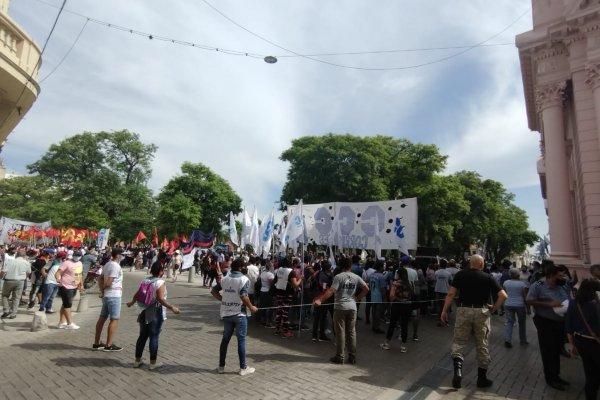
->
[200, 0, 530, 70]
[39, 18, 88, 83]
[0, 0, 68, 133]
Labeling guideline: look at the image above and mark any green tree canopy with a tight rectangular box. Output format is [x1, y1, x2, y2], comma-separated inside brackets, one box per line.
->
[25, 130, 157, 239]
[279, 134, 537, 262]
[156, 162, 242, 236]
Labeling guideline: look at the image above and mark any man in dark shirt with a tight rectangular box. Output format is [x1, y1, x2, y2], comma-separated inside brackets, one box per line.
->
[28, 251, 50, 309]
[441, 254, 507, 389]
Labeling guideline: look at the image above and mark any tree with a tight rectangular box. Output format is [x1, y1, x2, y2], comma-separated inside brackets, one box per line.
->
[279, 134, 446, 206]
[156, 162, 242, 236]
[0, 176, 66, 223]
[26, 130, 158, 239]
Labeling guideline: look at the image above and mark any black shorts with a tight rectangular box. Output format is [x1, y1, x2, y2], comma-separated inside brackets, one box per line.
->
[58, 287, 77, 308]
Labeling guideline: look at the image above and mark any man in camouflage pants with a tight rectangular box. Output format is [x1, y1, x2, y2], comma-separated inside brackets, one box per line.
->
[441, 255, 507, 389]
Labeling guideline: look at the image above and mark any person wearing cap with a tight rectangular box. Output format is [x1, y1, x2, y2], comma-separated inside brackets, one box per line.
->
[526, 263, 572, 391]
[56, 249, 84, 329]
[27, 250, 51, 310]
[38, 251, 66, 313]
[94, 248, 125, 352]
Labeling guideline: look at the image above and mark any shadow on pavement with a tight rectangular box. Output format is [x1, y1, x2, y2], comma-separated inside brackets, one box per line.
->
[50, 357, 128, 368]
[12, 342, 85, 351]
[250, 352, 326, 364]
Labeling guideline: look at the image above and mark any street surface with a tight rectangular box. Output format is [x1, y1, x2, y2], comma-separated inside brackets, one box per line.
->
[0, 271, 585, 400]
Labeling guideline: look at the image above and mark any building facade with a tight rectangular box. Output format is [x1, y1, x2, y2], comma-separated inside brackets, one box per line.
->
[517, 0, 600, 273]
[0, 0, 41, 154]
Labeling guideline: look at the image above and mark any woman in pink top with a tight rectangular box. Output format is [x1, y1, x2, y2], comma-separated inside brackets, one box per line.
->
[55, 250, 84, 329]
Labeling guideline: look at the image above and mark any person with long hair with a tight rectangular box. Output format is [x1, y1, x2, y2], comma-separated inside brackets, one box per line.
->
[566, 278, 600, 400]
[126, 262, 180, 370]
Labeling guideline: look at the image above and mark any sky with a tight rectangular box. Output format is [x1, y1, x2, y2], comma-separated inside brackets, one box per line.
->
[2, 0, 548, 239]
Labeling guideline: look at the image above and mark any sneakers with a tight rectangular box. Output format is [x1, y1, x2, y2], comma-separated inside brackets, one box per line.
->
[103, 344, 123, 352]
[400, 345, 407, 353]
[0, 312, 8, 318]
[329, 356, 344, 364]
[92, 343, 106, 351]
[133, 359, 144, 368]
[217, 366, 225, 374]
[58, 322, 67, 329]
[239, 366, 255, 376]
[45, 310, 55, 314]
[504, 341, 512, 348]
[64, 323, 80, 330]
[149, 361, 162, 370]
[311, 337, 318, 342]
[413, 335, 419, 341]
[380, 342, 390, 350]
[347, 355, 356, 365]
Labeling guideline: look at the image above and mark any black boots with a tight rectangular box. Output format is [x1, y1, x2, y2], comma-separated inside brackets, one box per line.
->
[452, 358, 463, 389]
[477, 368, 493, 388]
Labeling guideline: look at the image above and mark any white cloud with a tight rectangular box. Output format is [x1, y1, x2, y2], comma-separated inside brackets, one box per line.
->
[3, 0, 537, 224]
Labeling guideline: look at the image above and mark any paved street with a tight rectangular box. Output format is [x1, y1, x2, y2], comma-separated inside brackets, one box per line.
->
[0, 271, 586, 400]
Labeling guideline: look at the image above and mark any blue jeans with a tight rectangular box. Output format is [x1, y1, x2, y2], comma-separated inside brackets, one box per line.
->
[219, 315, 248, 369]
[504, 305, 527, 343]
[39, 283, 59, 311]
[135, 317, 164, 361]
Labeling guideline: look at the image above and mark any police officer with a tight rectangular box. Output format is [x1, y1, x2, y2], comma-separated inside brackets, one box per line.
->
[526, 263, 571, 391]
[441, 254, 507, 389]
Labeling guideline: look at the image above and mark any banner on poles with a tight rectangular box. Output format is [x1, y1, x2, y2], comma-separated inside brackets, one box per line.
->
[286, 198, 417, 251]
[0, 217, 51, 244]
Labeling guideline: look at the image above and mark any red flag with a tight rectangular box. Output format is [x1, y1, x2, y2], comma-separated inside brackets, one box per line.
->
[181, 233, 188, 243]
[135, 230, 147, 243]
[162, 236, 169, 250]
[153, 227, 159, 245]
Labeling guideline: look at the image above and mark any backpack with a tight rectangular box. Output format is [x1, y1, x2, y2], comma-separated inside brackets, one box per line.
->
[136, 278, 158, 306]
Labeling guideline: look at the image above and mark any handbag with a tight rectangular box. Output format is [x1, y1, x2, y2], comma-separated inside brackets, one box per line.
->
[576, 302, 600, 345]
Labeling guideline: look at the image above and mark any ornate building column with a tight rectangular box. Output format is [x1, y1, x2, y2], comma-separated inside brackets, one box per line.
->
[535, 81, 577, 257]
[585, 62, 600, 150]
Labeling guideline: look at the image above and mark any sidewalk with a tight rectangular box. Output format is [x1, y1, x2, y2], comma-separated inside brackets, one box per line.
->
[0, 271, 586, 400]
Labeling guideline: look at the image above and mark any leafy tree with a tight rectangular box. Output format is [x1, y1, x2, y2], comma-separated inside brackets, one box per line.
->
[157, 162, 241, 236]
[0, 176, 66, 223]
[279, 134, 446, 206]
[26, 130, 157, 239]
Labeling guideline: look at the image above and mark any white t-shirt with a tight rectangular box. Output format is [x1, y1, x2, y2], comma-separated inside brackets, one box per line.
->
[103, 260, 123, 297]
[246, 264, 260, 294]
[260, 270, 275, 292]
[45, 262, 60, 285]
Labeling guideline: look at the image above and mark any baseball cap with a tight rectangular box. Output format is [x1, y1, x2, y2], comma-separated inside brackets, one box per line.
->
[401, 255, 412, 263]
[72, 250, 83, 258]
[56, 250, 68, 259]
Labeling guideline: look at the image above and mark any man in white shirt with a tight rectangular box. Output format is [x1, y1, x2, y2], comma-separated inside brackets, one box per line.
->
[93, 248, 124, 352]
[245, 256, 260, 305]
[1, 250, 31, 319]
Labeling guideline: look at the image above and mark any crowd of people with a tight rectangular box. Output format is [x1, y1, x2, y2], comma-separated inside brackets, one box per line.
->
[0, 243, 599, 397]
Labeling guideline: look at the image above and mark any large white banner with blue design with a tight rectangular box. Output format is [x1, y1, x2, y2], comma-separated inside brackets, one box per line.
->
[287, 198, 417, 251]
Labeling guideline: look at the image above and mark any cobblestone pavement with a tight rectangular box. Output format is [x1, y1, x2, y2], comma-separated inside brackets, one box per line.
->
[0, 271, 586, 400]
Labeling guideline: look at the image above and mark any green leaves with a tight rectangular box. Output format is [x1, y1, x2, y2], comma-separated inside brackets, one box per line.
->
[156, 162, 241, 236]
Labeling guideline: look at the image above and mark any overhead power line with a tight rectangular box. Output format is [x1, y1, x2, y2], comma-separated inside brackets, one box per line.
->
[33, 0, 524, 71]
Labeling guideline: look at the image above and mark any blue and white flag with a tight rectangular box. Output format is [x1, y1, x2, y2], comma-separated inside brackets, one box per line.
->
[286, 200, 305, 244]
[259, 209, 275, 256]
[228, 212, 239, 246]
[279, 219, 287, 250]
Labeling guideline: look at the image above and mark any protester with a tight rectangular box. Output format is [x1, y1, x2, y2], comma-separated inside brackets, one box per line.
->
[566, 278, 600, 400]
[273, 257, 303, 338]
[369, 260, 387, 334]
[1, 249, 31, 319]
[28, 250, 49, 310]
[127, 261, 180, 370]
[312, 260, 333, 342]
[503, 268, 530, 348]
[56, 250, 84, 329]
[211, 258, 258, 376]
[441, 254, 507, 389]
[93, 248, 124, 351]
[527, 263, 573, 391]
[314, 256, 369, 365]
[38, 251, 66, 313]
[258, 260, 275, 327]
[381, 267, 413, 353]
[434, 259, 452, 317]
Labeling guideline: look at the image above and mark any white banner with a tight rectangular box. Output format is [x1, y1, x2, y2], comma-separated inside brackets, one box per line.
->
[0, 216, 51, 244]
[97, 228, 110, 250]
[286, 198, 417, 251]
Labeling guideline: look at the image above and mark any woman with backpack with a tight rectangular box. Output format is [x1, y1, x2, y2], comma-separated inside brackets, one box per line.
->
[126, 261, 180, 370]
